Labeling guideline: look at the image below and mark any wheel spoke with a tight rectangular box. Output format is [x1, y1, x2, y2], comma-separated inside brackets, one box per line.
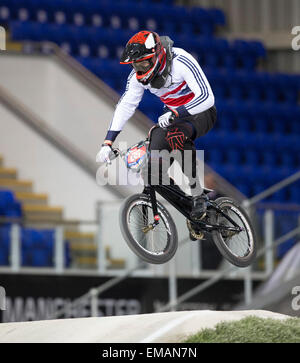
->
[127, 202, 170, 255]
[219, 207, 252, 258]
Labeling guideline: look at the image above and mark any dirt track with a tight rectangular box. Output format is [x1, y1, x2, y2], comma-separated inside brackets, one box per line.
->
[0, 310, 290, 343]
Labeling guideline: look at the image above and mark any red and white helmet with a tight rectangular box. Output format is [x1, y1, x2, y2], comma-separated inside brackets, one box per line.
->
[120, 30, 166, 85]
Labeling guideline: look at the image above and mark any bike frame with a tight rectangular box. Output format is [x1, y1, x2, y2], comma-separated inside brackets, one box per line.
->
[110, 133, 242, 235]
[142, 183, 242, 234]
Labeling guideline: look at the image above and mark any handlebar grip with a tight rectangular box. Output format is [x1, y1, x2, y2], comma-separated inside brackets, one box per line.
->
[108, 148, 120, 162]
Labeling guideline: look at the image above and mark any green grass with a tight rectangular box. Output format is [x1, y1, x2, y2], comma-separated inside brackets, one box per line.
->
[183, 316, 300, 343]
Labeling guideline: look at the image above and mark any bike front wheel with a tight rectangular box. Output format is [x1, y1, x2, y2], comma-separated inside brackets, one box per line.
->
[210, 197, 257, 268]
[119, 194, 178, 264]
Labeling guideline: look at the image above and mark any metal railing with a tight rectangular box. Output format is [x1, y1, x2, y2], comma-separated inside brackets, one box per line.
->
[158, 225, 300, 312]
[0, 217, 99, 273]
[242, 170, 300, 209]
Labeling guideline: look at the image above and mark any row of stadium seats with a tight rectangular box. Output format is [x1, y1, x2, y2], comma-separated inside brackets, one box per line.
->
[11, 21, 265, 71]
[206, 69, 300, 105]
[1, 0, 224, 36]
[205, 147, 300, 169]
[0, 190, 71, 267]
[197, 129, 300, 154]
[210, 163, 299, 195]
[75, 56, 299, 105]
[138, 91, 300, 131]
[215, 101, 300, 134]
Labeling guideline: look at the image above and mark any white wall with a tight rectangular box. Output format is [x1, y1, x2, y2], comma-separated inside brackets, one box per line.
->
[0, 103, 118, 221]
[0, 54, 147, 157]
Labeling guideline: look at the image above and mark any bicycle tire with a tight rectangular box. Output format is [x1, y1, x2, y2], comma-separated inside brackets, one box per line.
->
[119, 193, 178, 264]
[210, 197, 257, 268]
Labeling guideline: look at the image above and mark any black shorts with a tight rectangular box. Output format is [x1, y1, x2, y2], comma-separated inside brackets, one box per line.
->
[149, 105, 217, 152]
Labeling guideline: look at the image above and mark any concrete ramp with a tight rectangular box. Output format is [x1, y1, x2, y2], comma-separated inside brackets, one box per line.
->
[0, 310, 290, 343]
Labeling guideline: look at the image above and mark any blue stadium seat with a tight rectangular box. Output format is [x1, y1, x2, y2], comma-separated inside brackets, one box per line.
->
[229, 71, 247, 102]
[205, 70, 229, 100]
[225, 148, 240, 164]
[20, 228, 71, 267]
[0, 0, 13, 23]
[189, 7, 214, 36]
[21, 228, 36, 266]
[207, 8, 226, 26]
[219, 108, 236, 130]
[0, 190, 21, 223]
[207, 149, 223, 165]
[289, 184, 300, 202]
[0, 226, 10, 266]
[244, 150, 260, 166]
[261, 151, 277, 167]
[251, 105, 269, 133]
[243, 72, 264, 102]
[251, 182, 265, 197]
[236, 182, 250, 197]
[235, 105, 252, 133]
[0, 190, 15, 214]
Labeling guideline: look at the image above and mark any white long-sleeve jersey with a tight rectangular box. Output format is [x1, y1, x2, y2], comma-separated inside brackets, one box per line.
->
[105, 47, 215, 141]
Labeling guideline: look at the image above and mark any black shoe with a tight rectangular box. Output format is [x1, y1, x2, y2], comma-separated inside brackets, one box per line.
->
[190, 194, 208, 219]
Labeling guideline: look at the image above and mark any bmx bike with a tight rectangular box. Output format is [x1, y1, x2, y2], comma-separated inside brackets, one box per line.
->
[107, 129, 257, 268]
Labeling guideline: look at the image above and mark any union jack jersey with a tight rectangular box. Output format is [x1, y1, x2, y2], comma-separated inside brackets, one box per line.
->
[106, 47, 215, 141]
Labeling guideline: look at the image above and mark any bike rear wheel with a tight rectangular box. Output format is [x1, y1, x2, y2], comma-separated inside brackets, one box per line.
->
[210, 197, 256, 268]
[119, 194, 178, 264]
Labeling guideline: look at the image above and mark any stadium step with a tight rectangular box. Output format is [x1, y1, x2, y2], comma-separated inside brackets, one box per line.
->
[69, 240, 97, 269]
[22, 205, 64, 222]
[0, 167, 18, 179]
[64, 231, 95, 243]
[26, 219, 80, 231]
[66, 231, 126, 269]
[106, 246, 126, 269]
[15, 192, 48, 206]
[0, 179, 33, 193]
[71, 246, 126, 269]
[0, 155, 126, 268]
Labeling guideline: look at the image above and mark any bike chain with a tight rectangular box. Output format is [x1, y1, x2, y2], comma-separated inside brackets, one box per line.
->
[186, 215, 206, 240]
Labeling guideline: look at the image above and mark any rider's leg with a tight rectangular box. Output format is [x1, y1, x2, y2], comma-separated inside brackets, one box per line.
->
[142, 106, 217, 217]
[168, 106, 217, 218]
[146, 121, 196, 188]
[142, 126, 173, 187]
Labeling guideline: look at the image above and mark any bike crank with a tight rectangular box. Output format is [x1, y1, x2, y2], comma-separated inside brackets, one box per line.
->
[186, 219, 204, 240]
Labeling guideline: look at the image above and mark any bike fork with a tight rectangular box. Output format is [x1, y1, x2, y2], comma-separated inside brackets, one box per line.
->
[143, 186, 160, 226]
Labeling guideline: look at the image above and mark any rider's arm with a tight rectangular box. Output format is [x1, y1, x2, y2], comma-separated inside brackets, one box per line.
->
[104, 70, 145, 144]
[174, 52, 215, 118]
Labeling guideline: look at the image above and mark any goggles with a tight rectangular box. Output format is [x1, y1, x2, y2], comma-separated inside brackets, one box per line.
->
[132, 59, 153, 73]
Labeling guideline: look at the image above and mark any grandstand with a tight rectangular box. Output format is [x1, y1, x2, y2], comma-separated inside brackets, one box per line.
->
[0, 0, 299, 326]
[2, 0, 299, 202]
